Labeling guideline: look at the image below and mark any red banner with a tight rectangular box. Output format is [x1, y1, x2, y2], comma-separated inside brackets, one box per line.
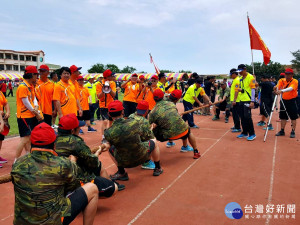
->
[248, 17, 271, 65]
[149, 53, 161, 74]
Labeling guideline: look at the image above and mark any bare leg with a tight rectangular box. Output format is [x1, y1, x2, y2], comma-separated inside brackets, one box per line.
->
[182, 138, 188, 147]
[291, 120, 297, 130]
[81, 183, 99, 225]
[281, 119, 287, 130]
[150, 139, 160, 162]
[15, 136, 30, 159]
[99, 163, 109, 179]
[261, 115, 266, 122]
[213, 105, 216, 115]
[187, 133, 198, 150]
[85, 120, 91, 127]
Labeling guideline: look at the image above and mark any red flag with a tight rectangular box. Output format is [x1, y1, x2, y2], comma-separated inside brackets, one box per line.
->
[149, 53, 160, 74]
[248, 17, 271, 65]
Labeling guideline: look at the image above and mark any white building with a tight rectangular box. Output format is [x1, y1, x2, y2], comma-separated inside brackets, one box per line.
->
[0, 49, 45, 73]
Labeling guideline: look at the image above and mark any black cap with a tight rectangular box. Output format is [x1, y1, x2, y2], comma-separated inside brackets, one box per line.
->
[158, 73, 166, 80]
[196, 78, 203, 84]
[192, 72, 199, 79]
[236, 64, 247, 72]
[230, 68, 237, 75]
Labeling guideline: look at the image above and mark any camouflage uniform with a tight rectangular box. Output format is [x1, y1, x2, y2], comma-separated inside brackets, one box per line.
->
[55, 134, 100, 189]
[219, 87, 231, 102]
[128, 113, 154, 141]
[11, 149, 77, 225]
[149, 100, 188, 142]
[104, 117, 152, 168]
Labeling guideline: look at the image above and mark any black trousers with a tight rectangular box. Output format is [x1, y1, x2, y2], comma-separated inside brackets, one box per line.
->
[238, 102, 255, 136]
[7, 89, 13, 97]
[89, 103, 98, 122]
[232, 104, 241, 129]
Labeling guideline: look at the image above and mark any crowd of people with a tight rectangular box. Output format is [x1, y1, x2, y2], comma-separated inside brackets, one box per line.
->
[0, 64, 299, 224]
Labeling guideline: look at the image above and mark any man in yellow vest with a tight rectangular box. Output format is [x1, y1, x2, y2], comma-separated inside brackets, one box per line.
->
[230, 68, 241, 133]
[235, 64, 256, 141]
[84, 75, 98, 124]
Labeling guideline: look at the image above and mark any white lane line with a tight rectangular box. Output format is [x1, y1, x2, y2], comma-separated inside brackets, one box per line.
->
[105, 164, 115, 170]
[127, 130, 230, 225]
[195, 137, 219, 140]
[1, 214, 13, 221]
[265, 123, 279, 225]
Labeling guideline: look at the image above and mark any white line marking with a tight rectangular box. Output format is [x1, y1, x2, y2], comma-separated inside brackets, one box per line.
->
[1, 214, 13, 221]
[127, 130, 230, 225]
[265, 123, 279, 225]
[195, 137, 219, 140]
[105, 164, 115, 170]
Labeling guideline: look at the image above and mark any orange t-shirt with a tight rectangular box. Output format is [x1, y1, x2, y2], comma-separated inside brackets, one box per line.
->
[276, 78, 298, 100]
[96, 80, 116, 108]
[16, 80, 35, 118]
[123, 81, 140, 103]
[53, 80, 77, 116]
[144, 87, 158, 110]
[0, 92, 7, 111]
[136, 84, 145, 103]
[78, 86, 90, 111]
[35, 79, 54, 115]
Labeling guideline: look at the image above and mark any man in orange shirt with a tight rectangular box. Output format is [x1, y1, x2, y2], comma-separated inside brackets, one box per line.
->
[77, 75, 97, 133]
[274, 68, 298, 138]
[136, 75, 146, 103]
[53, 67, 78, 119]
[121, 73, 142, 118]
[35, 65, 55, 126]
[15, 66, 43, 161]
[96, 69, 116, 142]
[69, 65, 83, 118]
[143, 75, 159, 111]
[0, 91, 10, 168]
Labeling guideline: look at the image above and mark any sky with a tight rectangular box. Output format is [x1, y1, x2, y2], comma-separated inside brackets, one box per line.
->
[1, 0, 299, 74]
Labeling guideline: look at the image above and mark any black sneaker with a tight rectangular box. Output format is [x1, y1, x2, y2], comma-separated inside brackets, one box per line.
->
[225, 117, 229, 123]
[153, 168, 163, 176]
[114, 181, 126, 191]
[275, 130, 285, 136]
[110, 171, 129, 181]
[290, 130, 295, 138]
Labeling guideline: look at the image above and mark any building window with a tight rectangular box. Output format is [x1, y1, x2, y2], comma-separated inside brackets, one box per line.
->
[0, 65, 4, 70]
[6, 54, 12, 59]
[13, 65, 19, 71]
[20, 55, 24, 61]
[13, 55, 18, 60]
[0, 54, 3, 59]
[20, 65, 25, 71]
[26, 56, 31, 61]
[32, 56, 37, 62]
[6, 65, 12, 70]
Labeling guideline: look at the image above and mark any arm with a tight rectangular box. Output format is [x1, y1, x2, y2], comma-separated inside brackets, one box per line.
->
[75, 140, 100, 170]
[121, 80, 129, 88]
[54, 100, 63, 119]
[203, 94, 212, 105]
[22, 97, 43, 120]
[3, 102, 10, 119]
[77, 99, 83, 117]
[193, 96, 202, 106]
[0, 111, 4, 133]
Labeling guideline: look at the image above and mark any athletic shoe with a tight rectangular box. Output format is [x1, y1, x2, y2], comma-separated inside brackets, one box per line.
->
[230, 126, 235, 130]
[110, 172, 129, 181]
[153, 168, 163, 176]
[0, 156, 8, 164]
[275, 130, 285, 136]
[51, 124, 59, 129]
[193, 152, 201, 159]
[225, 117, 229, 123]
[257, 121, 266, 126]
[87, 127, 97, 132]
[180, 145, 194, 152]
[263, 126, 274, 131]
[141, 160, 155, 170]
[247, 135, 256, 141]
[212, 116, 220, 121]
[290, 130, 295, 138]
[190, 125, 199, 129]
[232, 129, 242, 133]
[79, 129, 84, 135]
[237, 134, 248, 138]
[114, 181, 125, 191]
[166, 141, 176, 148]
[91, 122, 96, 125]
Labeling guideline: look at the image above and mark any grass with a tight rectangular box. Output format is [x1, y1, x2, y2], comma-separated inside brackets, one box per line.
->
[5, 89, 124, 137]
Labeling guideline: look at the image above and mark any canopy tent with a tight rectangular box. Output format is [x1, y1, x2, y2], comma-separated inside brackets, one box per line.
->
[82, 73, 192, 81]
[0, 73, 23, 80]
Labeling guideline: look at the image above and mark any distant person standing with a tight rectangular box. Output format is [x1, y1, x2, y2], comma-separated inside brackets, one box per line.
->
[50, 72, 59, 83]
[84, 75, 98, 124]
[0, 81, 7, 97]
[7, 80, 13, 97]
[230, 69, 242, 133]
[0, 90, 10, 168]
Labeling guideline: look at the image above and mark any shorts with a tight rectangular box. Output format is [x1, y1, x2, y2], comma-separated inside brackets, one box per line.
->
[260, 99, 272, 118]
[17, 117, 39, 137]
[99, 108, 113, 121]
[123, 101, 137, 117]
[94, 177, 115, 198]
[43, 114, 52, 126]
[280, 98, 298, 120]
[216, 101, 230, 111]
[78, 110, 90, 121]
[63, 187, 88, 225]
[0, 134, 4, 141]
[169, 128, 190, 141]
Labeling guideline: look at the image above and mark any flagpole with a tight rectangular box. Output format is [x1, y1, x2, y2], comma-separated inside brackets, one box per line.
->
[247, 12, 255, 76]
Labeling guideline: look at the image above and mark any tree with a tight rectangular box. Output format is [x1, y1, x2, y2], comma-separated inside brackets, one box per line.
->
[138, 71, 147, 74]
[160, 69, 174, 73]
[88, 63, 105, 73]
[291, 50, 300, 71]
[245, 61, 285, 80]
[179, 70, 192, 73]
[105, 64, 120, 73]
[121, 66, 136, 73]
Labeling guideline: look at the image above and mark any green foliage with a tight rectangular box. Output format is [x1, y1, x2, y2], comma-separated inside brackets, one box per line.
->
[160, 69, 175, 73]
[120, 66, 136, 73]
[138, 71, 147, 74]
[88, 63, 136, 74]
[245, 61, 285, 80]
[291, 50, 300, 71]
[87, 63, 105, 73]
[179, 70, 192, 73]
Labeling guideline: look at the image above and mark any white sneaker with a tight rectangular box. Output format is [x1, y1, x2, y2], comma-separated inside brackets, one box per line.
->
[51, 124, 59, 129]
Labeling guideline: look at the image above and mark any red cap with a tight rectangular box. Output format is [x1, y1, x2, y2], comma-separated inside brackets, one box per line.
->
[153, 89, 164, 100]
[151, 75, 158, 80]
[103, 69, 115, 78]
[139, 75, 145, 80]
[167, 76, 173, 81]
[58, 113, 79, 130]
[77, 75, 84, 80]
[31, 122, 56, 145]
[108, 100, 124, 112]
[0, 124, 9, 136]
[280, 73, 285, 76]
[39, 64, 49, 71]
[25, 65, 38, 74]
[131, 73, 138, 77]
[70, 65, 82, 74]
[170, 89, 182, 99]
[137, 100, 149, 110]
[285, 68, 294, 74]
